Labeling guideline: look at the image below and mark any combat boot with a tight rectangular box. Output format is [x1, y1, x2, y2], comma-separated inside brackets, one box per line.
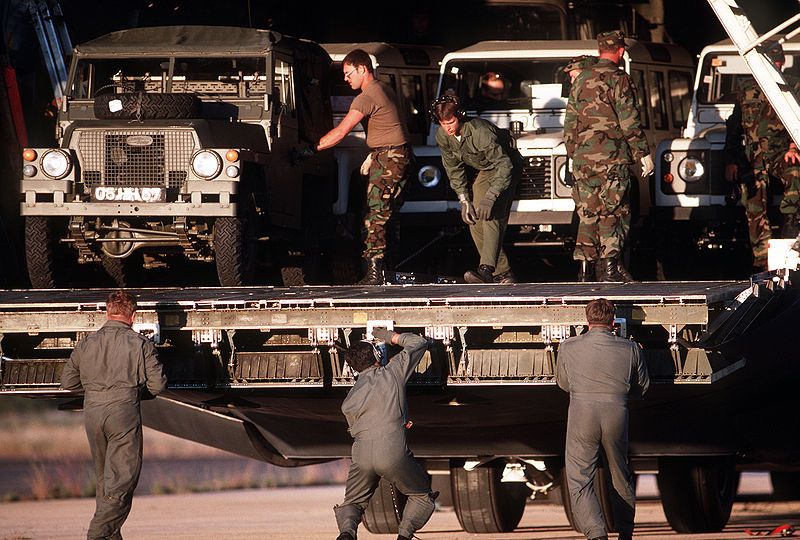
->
[493, 269, 517, 284]
[616, 260, 634, 282]
[336, 533, 354, 540]
[577, 260, 595, 282]
[780, 213, 800, 239]
[596, 258, 628, 282]
[356, 257, 385, 286]
[396, 536, 411, 540]
[464, 264, 494, 284]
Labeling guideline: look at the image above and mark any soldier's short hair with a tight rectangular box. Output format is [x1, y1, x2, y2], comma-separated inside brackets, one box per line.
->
[342, 49, 374, 74]
[586, 298, 615, 325]
[344, 341, 380, 372]
[106, 290, 137, 319]
[597, 30, 626, 53]
[432, 95, 463, 122]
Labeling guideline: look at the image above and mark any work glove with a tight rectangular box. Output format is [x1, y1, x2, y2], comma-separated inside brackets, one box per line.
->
[360, 153, 374, 176]
[458, 193, 477, 225]
[371, 327, 394, 343]
[640, 154, 654, 178]
[475, 188, 501, 221]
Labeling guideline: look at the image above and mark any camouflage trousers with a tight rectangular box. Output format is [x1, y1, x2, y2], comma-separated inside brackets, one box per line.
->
[739, 174, 770, 269]
[771, 158, 800, 216]
[362, 146, 411, 259]
[571, 164, 631, 261]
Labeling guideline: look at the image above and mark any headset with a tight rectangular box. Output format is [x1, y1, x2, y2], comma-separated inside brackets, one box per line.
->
[429, 94, 465, 125]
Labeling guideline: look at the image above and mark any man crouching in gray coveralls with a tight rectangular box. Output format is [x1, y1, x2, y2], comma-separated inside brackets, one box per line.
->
[556, 298, 649, 540]
[335, 328, 437, 540]
[61, 291, 167, 540]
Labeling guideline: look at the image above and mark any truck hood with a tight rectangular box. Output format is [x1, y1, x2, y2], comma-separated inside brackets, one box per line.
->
[514, 129, 565, 152]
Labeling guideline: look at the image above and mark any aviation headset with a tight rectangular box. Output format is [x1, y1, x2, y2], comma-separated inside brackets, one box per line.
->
[429, 94, 465, 125]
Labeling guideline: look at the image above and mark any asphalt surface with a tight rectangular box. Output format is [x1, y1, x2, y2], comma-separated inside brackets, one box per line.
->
[1, 474, 797, 539]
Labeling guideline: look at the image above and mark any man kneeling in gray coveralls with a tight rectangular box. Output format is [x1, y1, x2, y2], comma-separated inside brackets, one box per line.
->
[556, 298, 649, 540]
[335, 328, 437, 540]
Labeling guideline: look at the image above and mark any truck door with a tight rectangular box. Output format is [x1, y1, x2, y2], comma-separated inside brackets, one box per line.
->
[268, 55, 303, 229]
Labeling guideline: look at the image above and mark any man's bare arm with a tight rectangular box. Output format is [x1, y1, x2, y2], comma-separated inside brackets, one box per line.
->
[317, 110, 365, 151]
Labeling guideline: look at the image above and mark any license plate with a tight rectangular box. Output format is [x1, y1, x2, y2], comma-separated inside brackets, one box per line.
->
[92, 187, 165, 202]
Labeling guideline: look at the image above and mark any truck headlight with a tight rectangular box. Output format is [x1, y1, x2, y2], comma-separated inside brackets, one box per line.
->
[678, 156, 705, 182]
[41, 149, 71, 179]
[192, 150, 222, 179]
[417, 165, 441, 188]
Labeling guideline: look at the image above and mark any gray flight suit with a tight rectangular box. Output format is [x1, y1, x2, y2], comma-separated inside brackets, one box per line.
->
[61, 319, 167, 540]
[334, 333, 436, 539]
[556, 327, 649, 540]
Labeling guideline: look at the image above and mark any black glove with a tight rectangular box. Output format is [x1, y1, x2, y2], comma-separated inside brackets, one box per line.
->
[476, 189, 500, 221]
[371, 327, 394, 342]
[460, 201, 477, 225]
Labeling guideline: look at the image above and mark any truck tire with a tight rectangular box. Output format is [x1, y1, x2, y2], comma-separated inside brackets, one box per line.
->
[770, 471, 800, 500]
[657, 457, 737, 533]
[361, 477, 407, 534]
[450, 460, 528, 533]
[559, 464, 620, 533]
[93, 93, 201, 120]
[214, 217, 249, 287]
[25, 217, 55, 289]
[101, 255, 140, 288]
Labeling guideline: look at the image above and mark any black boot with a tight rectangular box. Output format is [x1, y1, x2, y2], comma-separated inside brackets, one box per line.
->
[616, 259, 634, 282]
[336, 533, 354, 540]
[577, 260, 595, 282]
[464, 264, 494, 284]
[596, 257, 627, 282]
[356, 257, 385, 285]
[396, 536, 411, 540]
[780, 213, 800, 239]
[493, 269, 517, 284]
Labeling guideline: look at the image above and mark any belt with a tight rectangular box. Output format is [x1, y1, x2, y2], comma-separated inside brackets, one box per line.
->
[371, 144, 410, 153]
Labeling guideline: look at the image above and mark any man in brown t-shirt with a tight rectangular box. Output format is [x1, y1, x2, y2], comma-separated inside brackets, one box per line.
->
[317, 49, 412, 285]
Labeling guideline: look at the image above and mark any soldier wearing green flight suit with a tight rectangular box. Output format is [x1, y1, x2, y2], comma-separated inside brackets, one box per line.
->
[725, 42, 800, 271]
[317, 49, 411, 286]
[431, 95, 523, 284]
[61, 291, 167, 540]
[563, 31, 653, 282]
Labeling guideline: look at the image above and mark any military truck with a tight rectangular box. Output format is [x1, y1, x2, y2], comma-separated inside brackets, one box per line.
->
[20, 26, 336, 287]
[654, 37, 800, 273]
[396, 39, 693, 275]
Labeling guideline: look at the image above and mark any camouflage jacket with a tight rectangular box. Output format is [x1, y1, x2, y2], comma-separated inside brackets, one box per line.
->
[436, 117, 521, 197]
[725, 76, 800, 166]
[563, 58, 650, 171]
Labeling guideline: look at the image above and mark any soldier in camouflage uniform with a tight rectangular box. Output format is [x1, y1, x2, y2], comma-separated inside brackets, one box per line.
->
[563, 31, 653, 282]
[432, 95, 523, 283]
[725, 43, 800, 270]
[317, 49, 411, 285]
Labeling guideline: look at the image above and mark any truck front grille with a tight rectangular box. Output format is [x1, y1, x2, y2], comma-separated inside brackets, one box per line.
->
[517, 156, 551, 199]
[76, 130, 194, 190]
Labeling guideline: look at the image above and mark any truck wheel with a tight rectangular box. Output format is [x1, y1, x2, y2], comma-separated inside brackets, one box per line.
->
[770, 471, 800, 500]
[361, 477, 407, 534]
[559, 464, 621, 533]
[101, 255, 139, 288]
[25, 217, 55, 288]
[93, 93, 201, 120]
[214, 217, 254, 287]
[450, 460, 529, 533]
[657, 457, 737, 533]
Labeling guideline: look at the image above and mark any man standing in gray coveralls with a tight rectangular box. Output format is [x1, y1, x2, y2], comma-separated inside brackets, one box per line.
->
[61, 291, 167, 540]
[556, 298, 649, 540]
[335, 328, 437, 540]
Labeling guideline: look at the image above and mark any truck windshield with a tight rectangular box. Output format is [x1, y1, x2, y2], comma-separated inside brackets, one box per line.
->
[440, 58, 576, 110]
[69, 56, 267, 99]
[696, 52, 799, 105]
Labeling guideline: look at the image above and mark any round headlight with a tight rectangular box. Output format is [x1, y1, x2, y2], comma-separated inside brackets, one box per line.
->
[678, 156, 705, 182]
[557, 159, 571, 186]
[417, 165, 441, 188]
[41, 150, 71, 179]
[192, 150, 222, 179]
